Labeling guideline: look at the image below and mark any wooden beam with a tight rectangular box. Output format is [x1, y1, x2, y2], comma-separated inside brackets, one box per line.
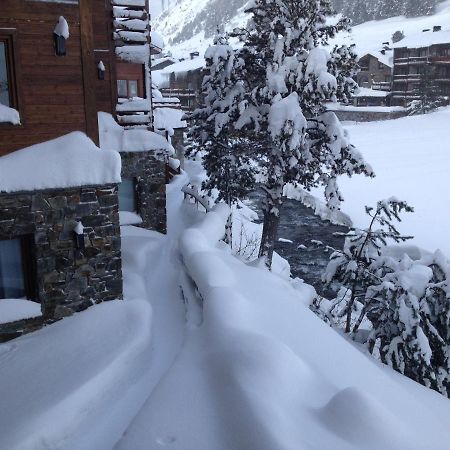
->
[79, 0, 99, 145]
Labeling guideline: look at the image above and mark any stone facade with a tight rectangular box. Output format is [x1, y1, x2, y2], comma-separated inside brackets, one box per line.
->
[0, 184, 123, 341]
[120, 151, 167, 233]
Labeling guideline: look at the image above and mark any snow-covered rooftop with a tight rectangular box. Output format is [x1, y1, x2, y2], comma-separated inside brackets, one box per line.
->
[153, 107, 187, 134]
[98, 112, 172, 154]
[158, 56, 205, 75]
[393, 29, 450, 49]
[358, 51, 393, 68]
[151, 30, 164, 50]
[0, 132, 121, 193]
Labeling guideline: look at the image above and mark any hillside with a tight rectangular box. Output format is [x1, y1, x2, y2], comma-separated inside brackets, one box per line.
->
[153, 0, 450, 58]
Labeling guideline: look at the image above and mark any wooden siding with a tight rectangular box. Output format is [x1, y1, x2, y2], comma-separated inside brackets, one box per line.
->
[0, 0, 116, 155]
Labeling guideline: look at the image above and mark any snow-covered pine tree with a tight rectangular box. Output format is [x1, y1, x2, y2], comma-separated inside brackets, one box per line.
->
[365, 251, 450, 397]
[231, 0, 373, 267]
[322, 198, 413, 333]
[187, 33, 257, 241]
[187, 32, 252, 205]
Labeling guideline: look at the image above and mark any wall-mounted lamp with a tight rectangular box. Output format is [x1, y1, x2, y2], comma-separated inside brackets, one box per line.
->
[98, 60, 106, 80]
[73, 221, 85, 250]
[54, 16, 69, 57]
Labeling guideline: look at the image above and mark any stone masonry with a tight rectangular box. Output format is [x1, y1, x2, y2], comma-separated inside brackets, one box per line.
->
[0, 184, 123, 341]
[120, 151, 167, 233]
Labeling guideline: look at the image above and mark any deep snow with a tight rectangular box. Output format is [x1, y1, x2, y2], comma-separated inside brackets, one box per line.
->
[324, 107, 450, 258]
[1, 158, 450, 449]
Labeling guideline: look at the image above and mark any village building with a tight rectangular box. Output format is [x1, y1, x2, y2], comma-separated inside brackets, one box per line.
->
[392, 27, 450, 106]
[0, 0, 171, 340]
[357, 51, 393, 92]
[153, 54, 205, 112]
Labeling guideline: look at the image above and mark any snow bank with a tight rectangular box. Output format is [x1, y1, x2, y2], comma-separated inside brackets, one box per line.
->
[98, 112, 171, 154]
[0, 299, 42, 324]
[118, 198, 450, 450]
[151, 30, 164, 50]
[0, 132, 121, 193]
[119, 211, 143, 226]
[0, 103, 21, 125]
[0, 299, 152, 450]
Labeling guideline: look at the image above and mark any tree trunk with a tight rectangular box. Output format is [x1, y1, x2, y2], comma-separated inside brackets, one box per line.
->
[258, 184, 283, 269]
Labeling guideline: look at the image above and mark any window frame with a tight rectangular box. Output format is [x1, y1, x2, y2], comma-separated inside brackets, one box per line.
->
[0, 235, 37, 302]
[0, 30, 20, 113]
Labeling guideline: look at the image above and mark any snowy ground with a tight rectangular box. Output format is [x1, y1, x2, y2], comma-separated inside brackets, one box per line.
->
[313, 107, 450, 258]
[2, 160, 450, 449]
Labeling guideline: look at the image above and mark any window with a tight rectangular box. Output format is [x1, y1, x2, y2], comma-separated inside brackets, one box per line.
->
[117, 79, 139, 98]
[118, 178, 137, 212]
[128, 80, 138, 98]
[0, 237, 34, 300]
[0, 35, 16, 108]
[117, 79, 128, 98]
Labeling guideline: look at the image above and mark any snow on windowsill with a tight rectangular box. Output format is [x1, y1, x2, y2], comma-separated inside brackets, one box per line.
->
[0, 104, 21, 125]
[0, 299, 42, 325]
[119, 211, 143, 226]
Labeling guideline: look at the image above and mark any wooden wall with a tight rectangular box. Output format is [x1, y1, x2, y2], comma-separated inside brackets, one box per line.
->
[0, 0, 117, 156]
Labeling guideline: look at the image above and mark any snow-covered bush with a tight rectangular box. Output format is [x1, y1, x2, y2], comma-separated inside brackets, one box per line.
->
[320, 199, 450, 397]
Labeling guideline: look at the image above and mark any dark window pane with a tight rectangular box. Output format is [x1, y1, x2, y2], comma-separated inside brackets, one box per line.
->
[118, 178, 136, 212]
[117, 79, 128, 97]
[0, 41, 10, 106]
[0, 239, 26, 299]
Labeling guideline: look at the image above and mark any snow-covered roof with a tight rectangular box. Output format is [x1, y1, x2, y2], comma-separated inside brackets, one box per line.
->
[151, 31, 164, 50]
[98, 112, 172, 154]
[158, 56, 205, 75]
[358, 51, 393, 68]
[153, 107, 187, 134]
[393, 29, 450, 49]
[0, 132, 121, 193]
[354, 87, 389, 98]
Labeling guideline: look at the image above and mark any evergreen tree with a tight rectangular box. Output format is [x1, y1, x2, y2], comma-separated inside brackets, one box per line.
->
[187, 33, 257, 241]
[322, 198, 413, 333]
[408, 64, 445, 115]
[187, 33, 254, 205]
[229, 0, 373, 267]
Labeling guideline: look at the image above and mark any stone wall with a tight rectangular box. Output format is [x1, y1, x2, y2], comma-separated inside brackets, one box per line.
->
[0, 184, 123, 341]
[331, 109, 408, 122]
[120, 151, 167, 233]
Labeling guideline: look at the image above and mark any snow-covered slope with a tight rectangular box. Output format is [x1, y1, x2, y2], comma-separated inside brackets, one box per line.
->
[154, 0, 450, 59]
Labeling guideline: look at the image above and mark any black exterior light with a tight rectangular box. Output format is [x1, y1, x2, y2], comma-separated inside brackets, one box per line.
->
[73, 222, 85, 251]
[97, 61, 105, 80]
[53, 16, 69, 57]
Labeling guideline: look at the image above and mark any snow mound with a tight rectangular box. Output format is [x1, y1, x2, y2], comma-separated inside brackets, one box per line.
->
[98, 112, 172, 154]
[118, 198, 450, 450]
[0, 132, 121, 193]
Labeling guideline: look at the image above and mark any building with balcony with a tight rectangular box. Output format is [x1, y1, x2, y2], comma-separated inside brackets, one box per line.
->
[392, 27, 450, 106]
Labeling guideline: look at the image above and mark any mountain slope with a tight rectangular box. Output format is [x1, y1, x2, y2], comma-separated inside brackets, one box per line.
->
[153, 0, 450, 58]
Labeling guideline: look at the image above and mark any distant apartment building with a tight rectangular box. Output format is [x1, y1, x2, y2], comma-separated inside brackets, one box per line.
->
[392, 27, 450, 106]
